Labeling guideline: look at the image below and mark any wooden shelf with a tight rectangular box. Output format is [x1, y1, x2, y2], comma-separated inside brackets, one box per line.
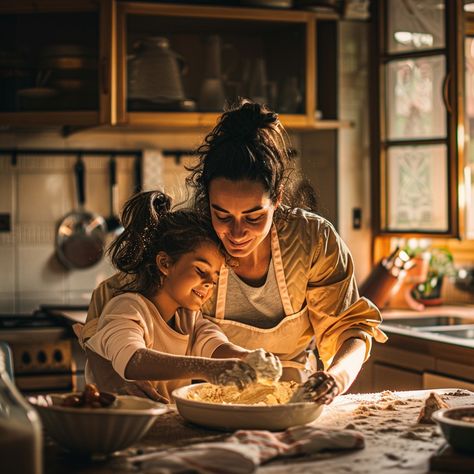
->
[118, 112, 351, 131]
[0, 111, 100, 127]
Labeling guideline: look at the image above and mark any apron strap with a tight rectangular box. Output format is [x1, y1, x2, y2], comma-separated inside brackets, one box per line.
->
[271, 225, 294, 316]
[215, 225, 293, 319]
[215, 264, 228, 319]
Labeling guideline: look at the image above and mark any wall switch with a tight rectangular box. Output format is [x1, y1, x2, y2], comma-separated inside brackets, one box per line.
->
[0, 213, 11, 232]
[352, 208, 362, 229]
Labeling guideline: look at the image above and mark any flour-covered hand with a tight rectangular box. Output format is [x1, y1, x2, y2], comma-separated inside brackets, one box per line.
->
[242, 349, 282, 384]
[206, 359, 257, 389]
[294, 371, 341, 405]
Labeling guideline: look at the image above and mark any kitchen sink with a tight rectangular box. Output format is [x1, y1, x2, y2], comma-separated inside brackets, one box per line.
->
[383, 316, 474, 328]
[429, 327, 474, 339]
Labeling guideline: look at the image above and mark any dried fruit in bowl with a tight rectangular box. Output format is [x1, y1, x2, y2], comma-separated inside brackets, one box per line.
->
[61, 383, 116, 408]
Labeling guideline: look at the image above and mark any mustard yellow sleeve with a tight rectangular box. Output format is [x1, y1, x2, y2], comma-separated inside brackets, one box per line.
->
[306, 221, 387, 367]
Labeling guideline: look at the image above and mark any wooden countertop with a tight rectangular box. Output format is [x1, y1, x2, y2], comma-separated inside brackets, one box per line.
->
[43, 388, 474, 474]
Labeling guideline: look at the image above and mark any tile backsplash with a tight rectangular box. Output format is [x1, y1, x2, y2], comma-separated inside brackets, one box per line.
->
[0, 146, 197, 314]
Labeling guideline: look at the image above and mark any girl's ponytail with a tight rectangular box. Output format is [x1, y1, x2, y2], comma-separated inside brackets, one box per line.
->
[109, 191, 172, 274]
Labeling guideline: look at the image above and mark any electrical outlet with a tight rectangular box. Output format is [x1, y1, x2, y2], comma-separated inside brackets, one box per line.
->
[0, 213, 11, 232]
[352, 208, 362, 230]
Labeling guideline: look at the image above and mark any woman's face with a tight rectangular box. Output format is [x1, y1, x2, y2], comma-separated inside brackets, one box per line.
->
[159, 241, 223, 311]
[208, 178, 277, 258]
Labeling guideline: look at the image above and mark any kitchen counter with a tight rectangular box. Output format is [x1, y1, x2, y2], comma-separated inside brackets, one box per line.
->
[381, 306, 474, 349]
[43, 389, 474, 474]
[348, 307, 474, 395]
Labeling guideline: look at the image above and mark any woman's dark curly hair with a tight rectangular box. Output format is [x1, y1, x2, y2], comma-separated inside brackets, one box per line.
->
[187, 99, 317, 216]
[108, 191, 224, 297]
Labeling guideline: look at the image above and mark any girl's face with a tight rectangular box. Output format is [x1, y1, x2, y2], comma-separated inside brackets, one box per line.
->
[159, 241, 223, 312]
[208, 178, 278, 258]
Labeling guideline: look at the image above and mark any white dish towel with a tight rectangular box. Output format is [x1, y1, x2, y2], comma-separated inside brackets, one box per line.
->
[126, 425, 364, 474]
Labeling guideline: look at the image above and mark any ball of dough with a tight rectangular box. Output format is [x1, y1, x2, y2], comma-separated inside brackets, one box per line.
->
[243, 349, 282, 384]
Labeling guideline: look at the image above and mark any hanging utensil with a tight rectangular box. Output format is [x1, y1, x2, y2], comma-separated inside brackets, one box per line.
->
[105, 154, 123, 235]
[55, 154, 106, 269]
[133, 154, 142, 194]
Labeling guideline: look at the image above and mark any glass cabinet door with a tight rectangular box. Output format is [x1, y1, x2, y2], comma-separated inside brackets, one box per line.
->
[116, 3, 341, 129]
[117, 4, 309, 127]
[125, 15, 306, 115]
[0, 0, 112, 126]
[372, 0, 464, 236]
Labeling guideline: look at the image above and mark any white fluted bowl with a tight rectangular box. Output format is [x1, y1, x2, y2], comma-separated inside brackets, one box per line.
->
[29, 393, 167, 455]
[173, 383, 324, 431]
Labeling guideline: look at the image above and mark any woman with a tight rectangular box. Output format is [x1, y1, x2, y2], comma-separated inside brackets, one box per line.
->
[88, 100, 386, 404]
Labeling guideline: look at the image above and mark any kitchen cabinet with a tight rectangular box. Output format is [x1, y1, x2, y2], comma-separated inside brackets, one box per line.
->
[370, 0, 465, 237]
[350, 330, 474, 394]
[0, 0, 113, 127]
[0, 1, 347, 131]
[115, 2, 346, 130]
[423, 371, 474, 391]
[373, 362, 422, 392]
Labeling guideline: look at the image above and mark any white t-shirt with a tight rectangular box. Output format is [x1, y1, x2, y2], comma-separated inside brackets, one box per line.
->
[85, 292, 229, 400]
[224, 259, 285, 329]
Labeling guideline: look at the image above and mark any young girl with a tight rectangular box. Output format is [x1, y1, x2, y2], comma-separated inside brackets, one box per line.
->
[77, 191, 278, 402]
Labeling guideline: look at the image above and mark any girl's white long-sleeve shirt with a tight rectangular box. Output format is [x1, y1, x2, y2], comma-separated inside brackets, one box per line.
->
[81, 292, 230, 400]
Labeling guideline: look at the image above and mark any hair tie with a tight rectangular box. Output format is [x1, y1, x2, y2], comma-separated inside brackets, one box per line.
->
[153, 192, 171, 216]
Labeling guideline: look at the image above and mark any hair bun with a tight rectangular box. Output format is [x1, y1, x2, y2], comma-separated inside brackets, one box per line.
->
[221, 101, 279, 141]
[152, 192, 171, 216]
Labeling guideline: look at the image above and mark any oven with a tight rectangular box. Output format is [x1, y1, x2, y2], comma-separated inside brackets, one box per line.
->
[0, 308, 86, 394]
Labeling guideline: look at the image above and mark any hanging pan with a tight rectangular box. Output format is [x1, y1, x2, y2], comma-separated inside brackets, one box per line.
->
[55, 154, 107, 269]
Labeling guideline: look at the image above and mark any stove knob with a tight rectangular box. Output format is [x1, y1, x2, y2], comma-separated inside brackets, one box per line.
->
[37, 350, 47, 364]
[21, 351, 31, 365]
[53, 349, 63, 363]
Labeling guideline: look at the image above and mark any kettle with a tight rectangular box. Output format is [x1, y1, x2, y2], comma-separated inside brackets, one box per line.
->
[128, 37, 187, 103]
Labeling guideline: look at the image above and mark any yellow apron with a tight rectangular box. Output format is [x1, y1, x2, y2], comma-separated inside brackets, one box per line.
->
[205, 226, 316, 382]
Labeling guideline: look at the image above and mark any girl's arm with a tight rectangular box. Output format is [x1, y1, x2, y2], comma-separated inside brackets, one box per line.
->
[211, 342, 251, 359]
[124, 348, 254, 388]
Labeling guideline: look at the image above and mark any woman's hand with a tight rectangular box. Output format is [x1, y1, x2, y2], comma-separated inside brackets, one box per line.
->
[205, 358, 257, 389]
[298, 371, 342, 405]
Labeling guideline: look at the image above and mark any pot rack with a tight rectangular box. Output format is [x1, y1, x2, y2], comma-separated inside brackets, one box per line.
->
[0, 147, 196, 171]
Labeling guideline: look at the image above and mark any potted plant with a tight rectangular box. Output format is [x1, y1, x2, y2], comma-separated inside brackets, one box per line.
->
[411, 248, 456, 306]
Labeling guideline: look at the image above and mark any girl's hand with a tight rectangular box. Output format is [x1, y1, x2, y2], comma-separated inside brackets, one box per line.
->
[242, 349, 282, 383]
[206, 359, 257, 389]
[127, 380, 169, 404]
[298, 371, 342, 405]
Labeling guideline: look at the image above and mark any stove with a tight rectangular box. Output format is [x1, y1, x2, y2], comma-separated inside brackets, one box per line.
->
[0, 307, 87, 394]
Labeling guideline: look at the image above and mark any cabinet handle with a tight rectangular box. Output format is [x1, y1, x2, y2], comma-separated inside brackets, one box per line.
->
[101, 58, 109, 95]
[442, 72, 452, 114]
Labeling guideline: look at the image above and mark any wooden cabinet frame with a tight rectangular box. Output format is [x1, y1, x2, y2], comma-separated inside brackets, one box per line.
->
[0, 0, 113, 127]
[115, 2, 346, 130]
[370, 0, 465, 238]
[0, 1, 347, 131]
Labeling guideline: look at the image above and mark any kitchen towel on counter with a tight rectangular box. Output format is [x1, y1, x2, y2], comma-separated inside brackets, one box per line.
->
[126, 425, 365, 473]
